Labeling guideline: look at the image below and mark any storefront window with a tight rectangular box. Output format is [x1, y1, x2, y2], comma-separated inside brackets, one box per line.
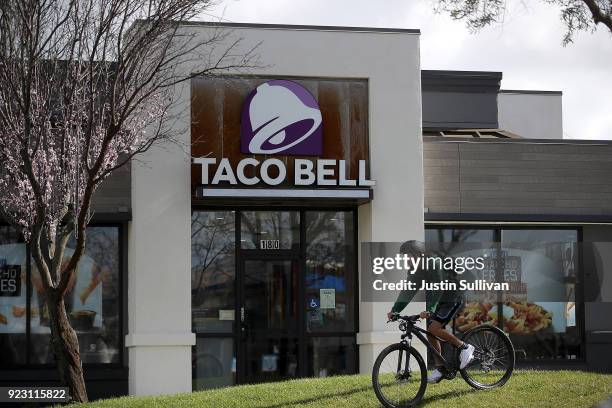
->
[191, 211, 237, 390]
[305, 212, 355, 333]
[193, 337, 235, 390]
[307, 337, 356, 377]
[426, 228, 497, 333]
[241, 211, 299, 250]
[30, 226, 121, 364]
[426, 226, 582, 361]
[191, 211, 236, 333]
[0, 226, 27, 365]
[501, 229, 579, 360]
[0, 225, 122, 366]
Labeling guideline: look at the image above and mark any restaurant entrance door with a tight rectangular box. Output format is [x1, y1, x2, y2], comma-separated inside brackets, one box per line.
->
[238, 257, 300, 383]
[191, 209, 358, 390]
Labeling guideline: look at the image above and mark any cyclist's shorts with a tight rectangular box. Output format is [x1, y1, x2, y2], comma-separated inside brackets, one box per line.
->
[431, 301, 464, 326]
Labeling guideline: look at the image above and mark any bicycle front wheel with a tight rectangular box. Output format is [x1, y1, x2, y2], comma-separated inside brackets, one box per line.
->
[372, 343, 427, 408]
[460, 324, 515, 389]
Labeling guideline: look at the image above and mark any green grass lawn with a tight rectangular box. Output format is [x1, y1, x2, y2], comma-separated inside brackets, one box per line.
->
[81, 370, 612, 408]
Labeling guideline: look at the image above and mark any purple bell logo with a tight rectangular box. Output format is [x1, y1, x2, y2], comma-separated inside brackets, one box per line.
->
[241, 80, 323, 156]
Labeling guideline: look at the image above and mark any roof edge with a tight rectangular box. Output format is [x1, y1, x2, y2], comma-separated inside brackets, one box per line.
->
[500, 89, 562, 95]
[422, 70, 503, 80]
[174, 21, 420, 34]
[423, 136, 612, 145]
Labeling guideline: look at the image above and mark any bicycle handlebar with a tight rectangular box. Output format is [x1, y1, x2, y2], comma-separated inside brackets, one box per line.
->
[387, 313, 421, 324]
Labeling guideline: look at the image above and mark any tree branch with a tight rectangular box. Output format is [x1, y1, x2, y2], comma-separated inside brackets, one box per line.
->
[581, 0, 612, 33]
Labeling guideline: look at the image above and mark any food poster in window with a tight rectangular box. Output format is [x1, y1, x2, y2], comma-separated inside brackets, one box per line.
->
[31, 247, 103, 333]
[452, 245, 572, 335]
[435, 242, 568, 335]
[0, 243, 27, 334]
[502, 248, 568, 334]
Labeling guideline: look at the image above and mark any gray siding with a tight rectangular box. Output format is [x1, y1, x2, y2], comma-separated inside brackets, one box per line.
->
[422, 91, 499, 129]
[424, 139, 612, 216]
[92, 162, 131, 214]
[421, 70, 501, 130]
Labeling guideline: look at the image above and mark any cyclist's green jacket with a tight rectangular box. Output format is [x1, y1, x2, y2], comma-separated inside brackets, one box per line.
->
[390, 247, 463, 315]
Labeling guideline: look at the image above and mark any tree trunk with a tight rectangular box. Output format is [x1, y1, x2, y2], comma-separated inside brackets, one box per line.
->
[47, 292, 88, 403]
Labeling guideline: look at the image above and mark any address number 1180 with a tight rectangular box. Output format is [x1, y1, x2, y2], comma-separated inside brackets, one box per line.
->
[260, 239, 280, 250]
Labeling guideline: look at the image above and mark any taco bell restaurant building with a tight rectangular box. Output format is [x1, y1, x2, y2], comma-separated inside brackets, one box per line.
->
[1, 22, 612, 399]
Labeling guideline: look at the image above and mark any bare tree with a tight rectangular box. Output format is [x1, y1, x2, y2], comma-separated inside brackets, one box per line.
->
[433, 0, 612, 44]
[0, 0, 256, 402]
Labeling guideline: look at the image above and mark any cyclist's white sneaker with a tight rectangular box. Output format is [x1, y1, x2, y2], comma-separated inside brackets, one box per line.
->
[459, 343, 475, 369]
[427, 368, 444, 384]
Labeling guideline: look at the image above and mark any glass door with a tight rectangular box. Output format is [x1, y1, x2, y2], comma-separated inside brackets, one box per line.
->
[239, 258, 300, 383]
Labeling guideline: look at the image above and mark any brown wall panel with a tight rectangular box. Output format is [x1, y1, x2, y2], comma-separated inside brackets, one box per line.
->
[349, 82, 369, 180]
[319, 82, 344, 160]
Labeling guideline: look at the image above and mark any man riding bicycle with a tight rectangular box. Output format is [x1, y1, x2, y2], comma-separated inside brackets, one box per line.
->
[387, 240, 475, 384]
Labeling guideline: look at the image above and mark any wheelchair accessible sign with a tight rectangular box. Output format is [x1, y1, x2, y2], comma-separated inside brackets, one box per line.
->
[309, 289, 336, 310]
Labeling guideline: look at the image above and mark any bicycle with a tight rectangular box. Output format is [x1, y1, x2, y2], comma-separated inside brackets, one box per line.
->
[372, 313, 515, 408]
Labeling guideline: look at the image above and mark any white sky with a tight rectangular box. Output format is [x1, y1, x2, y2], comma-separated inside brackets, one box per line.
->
[205, 0, 612, 140]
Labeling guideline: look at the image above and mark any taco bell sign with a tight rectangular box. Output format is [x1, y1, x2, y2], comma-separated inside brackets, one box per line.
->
[193, 79, 374, 188]
[241, 80, 323, 155]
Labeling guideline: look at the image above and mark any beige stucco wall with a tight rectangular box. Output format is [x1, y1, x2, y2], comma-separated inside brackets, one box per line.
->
[127, 23, 424, 395]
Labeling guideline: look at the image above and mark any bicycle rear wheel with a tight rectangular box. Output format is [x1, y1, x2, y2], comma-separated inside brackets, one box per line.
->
[460, 325, 515, 389]
[372, 343, 427, 408]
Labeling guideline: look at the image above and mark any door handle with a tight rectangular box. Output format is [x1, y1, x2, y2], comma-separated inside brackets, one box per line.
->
[240, 307, 250, 336]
